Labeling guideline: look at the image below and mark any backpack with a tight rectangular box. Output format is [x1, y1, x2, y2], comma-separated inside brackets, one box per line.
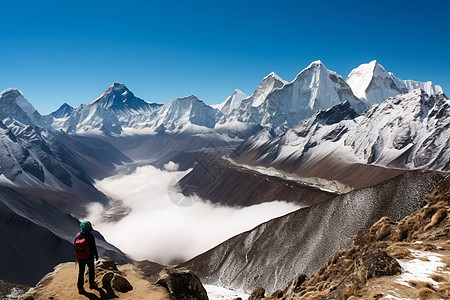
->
[74, 233, 91, 260]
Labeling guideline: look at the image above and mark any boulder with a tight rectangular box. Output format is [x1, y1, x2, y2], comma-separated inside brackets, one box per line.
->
[111, 273, 133, 293]
[283, 273, 307, 300]
[248, 287, 265, 300]
[101, 272, 115, 289]
[155, 267, 208, 300]
[96, 257, 119, 271]
[270, 289, 283, 298]
[354, 249, 402, 283]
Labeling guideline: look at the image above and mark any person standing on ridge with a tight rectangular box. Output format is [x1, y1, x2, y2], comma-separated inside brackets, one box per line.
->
[74, 221, 99, 293]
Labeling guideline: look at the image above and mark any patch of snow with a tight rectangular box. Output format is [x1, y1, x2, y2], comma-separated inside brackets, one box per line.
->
[396, 250, 446, 288]
[0, 174, 14, 185]
[204, 284, 249, 300]
[218, 89, 248, 114]
[382, 294, 410, 300]
[120, 127, 158, 136]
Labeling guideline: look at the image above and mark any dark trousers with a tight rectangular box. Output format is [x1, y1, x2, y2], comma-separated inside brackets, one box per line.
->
[77, 261, 95, 288]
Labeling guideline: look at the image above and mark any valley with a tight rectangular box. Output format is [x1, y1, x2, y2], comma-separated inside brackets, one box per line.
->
[0, 59, 448, 299]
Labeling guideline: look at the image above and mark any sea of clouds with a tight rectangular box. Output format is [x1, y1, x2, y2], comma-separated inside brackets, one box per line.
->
[87, 163, 300, 264]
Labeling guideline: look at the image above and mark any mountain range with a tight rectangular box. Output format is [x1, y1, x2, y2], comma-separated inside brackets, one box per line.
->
[41, 60, 445, 138]
[0, 60, 448, 297]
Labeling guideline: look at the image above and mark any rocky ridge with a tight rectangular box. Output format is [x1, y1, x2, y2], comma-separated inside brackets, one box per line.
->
[233, 90, 450, 183]
[19, 258, 210, 300]
[182, 170, 445, 293]
[20, 257, 170, 300]
[247, 174, 450, 300]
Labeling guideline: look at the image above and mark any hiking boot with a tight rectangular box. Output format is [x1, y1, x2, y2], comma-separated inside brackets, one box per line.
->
[78, 287, 85, 294]
[89, 282, 98, 289]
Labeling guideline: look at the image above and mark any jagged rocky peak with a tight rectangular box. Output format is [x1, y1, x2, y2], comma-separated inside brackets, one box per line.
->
[168, 95, 205, 109]
[110, 81, 127, 91]
[51, 103, 74, 118]
[88, 82, 158, 113]
[249, 71, 287, 108]
[292, 60, 363, 112]
[258, 60, 364, 128]
[0, 88, 42, 126]
[219, 89, 248, 115]
[346, 60, 443, 106]
[346, 60, 406, 105]
[403, 79, 444, 96]
[265, 71, 287, 83]
[152, 94, 219, 131]
[90, 82, 131, 107]
[0, 88, 24, 99]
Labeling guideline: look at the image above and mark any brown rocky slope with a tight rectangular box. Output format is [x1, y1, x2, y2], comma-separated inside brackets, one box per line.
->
[254, 174, 450, 300]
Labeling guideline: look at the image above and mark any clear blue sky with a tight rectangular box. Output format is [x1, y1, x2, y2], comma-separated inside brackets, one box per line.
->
[1, 0, 449, 114]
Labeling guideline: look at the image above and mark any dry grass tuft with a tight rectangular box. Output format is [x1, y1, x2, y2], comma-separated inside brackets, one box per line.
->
[408, 280, 433, 289]
[418, 287, 437, 299]
[341, 284, 357, 299]
[430, 274, 447, 283]
[440, 282, 450, 297]
[387, 245, 410, 259]
[424, 209, 447, 231]
[417, 242, 437, 251]
[442, 256, 450, 267]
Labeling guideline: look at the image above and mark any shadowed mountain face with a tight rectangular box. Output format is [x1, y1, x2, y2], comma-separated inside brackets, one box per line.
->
[177, 154, 336, 207]
[0, 186, 131, 286]
[0, 121, 133, 216]
[181, 170, 445, 293]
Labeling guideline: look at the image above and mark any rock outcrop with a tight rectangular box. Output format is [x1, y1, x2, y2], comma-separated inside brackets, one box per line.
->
[20, 258, 170, 300]
[354, 249, 402, 284]
[248, 287, 266, 300]
[155, 267, 209, 300]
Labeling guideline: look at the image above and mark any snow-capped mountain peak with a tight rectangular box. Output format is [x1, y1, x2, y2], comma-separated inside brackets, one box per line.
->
[89, 82, 130, 107]
[239, 88, 450, 176]
[346, 60, 443, 106]
[306, 59, 324, 68]
[218, 89, 248, 115]
[0, 88, 42, 126]
[51, 103, 74, 119]
[257, 60, 365, 128]
[345, 60, 401, 104]
[249, 72, 287, 108]
[87, 82, 161, 115]
[149, 95, 219, 132]
[110, 82, 126, 90]
[266, 71, 288, 85]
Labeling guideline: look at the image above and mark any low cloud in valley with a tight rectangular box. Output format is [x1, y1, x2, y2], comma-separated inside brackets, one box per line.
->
[87, 164, 300, 264]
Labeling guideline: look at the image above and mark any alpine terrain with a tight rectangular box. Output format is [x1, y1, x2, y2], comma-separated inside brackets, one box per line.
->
[0, 60, 448, 299]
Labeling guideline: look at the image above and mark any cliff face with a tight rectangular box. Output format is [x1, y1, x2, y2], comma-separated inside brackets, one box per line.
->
[182, 170, 445, 293]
